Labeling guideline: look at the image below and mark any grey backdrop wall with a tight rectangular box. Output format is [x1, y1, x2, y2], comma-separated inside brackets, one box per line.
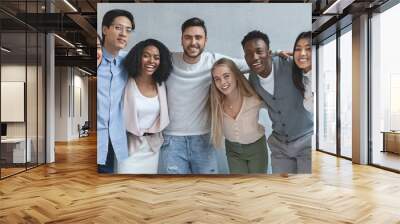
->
[98, 3, 311, 56]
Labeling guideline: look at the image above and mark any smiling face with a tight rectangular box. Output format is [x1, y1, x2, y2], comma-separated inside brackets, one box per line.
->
[212, 64, 238, 97]
[181, 26, 207, 63]
[294, 37, 312, 73]
[243, 38, 272, 77]
[140, 45, 160, 77]
[97, 37, 102, 67]
[102, 16, 132, 54]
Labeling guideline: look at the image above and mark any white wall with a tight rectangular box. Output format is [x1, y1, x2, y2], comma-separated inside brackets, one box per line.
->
[1, 65, 36, 138]
[1, 64, 45, 164]
[72, 72, 89, 138]
[55, 66, 69, 141]
[54, 67, 89, 141]
[1, 65, 26, 130]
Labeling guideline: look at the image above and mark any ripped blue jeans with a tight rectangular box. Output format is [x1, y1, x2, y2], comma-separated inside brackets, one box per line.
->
[158, 134, 218, 174]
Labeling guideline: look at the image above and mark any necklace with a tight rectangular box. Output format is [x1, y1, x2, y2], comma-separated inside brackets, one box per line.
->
[225, 91, 241, 110]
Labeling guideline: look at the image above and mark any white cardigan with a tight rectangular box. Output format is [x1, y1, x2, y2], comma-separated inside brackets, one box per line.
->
[123, 78, 169, 155]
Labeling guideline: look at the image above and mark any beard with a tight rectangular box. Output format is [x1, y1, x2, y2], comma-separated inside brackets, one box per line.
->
[183, 46, 204, 59]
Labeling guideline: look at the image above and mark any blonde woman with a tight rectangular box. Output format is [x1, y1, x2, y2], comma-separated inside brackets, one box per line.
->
[210, 58, 268, 174]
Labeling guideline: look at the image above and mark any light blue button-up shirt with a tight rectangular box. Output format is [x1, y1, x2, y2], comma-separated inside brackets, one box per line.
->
[97, 47, 129, 164]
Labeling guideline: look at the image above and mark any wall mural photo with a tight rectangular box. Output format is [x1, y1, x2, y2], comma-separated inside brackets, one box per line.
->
[96, 3, 313, 174]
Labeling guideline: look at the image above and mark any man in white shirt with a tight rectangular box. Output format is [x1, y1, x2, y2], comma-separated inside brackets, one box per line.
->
[158, 18, 248, 174]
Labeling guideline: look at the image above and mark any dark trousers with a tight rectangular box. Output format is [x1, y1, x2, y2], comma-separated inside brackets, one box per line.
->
[98, 140, 115, 173]
[268, 134, 312, 174]
[225, 135, 268, 174]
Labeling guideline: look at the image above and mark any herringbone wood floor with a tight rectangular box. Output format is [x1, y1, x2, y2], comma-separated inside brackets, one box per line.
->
[1, 134, 400, 224]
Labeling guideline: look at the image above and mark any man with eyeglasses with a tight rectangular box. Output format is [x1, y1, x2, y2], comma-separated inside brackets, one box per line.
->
[97, 9, 134, 173]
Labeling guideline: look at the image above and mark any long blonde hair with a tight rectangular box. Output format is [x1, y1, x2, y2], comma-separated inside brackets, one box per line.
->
[209, 58, 260, 148]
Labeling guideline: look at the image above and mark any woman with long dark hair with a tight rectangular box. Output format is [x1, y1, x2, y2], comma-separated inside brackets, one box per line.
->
[292, 31, 313, 114]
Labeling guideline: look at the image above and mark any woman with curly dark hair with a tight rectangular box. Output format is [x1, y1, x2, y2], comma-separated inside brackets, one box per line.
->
[118, 39, 172, 174]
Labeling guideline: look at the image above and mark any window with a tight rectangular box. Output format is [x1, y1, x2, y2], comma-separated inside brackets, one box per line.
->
[0, 1, 47, 179]
[370, 2, 400, 171]
[317, 36, 337, 155]
[339, 28, 352, 158]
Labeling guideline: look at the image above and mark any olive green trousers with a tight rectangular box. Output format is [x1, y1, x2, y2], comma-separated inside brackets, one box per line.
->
[225, 135, 268, 174]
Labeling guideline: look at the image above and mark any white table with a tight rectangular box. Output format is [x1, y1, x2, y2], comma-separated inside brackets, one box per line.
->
[1, 138, 31, 163]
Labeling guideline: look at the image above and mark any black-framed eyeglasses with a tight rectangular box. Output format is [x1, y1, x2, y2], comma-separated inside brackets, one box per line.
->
[110, 24, 133, 34]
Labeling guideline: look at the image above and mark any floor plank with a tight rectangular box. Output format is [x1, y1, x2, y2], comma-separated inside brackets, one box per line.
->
[1, 134, 399, 223]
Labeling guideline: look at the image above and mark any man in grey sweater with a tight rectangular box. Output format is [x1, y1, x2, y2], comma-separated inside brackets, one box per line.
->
[241, 30, 314, 174]
[158, 18, 248, 174]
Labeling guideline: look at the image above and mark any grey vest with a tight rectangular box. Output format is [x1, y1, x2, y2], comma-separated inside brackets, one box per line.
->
[249, 56, 313, 143]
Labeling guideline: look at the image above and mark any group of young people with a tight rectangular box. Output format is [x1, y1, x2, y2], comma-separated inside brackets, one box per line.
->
[97, 9, 313, 174]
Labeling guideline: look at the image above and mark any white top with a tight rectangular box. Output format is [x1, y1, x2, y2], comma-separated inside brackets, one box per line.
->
[164, 51, 248, 136]
[303, 71, 313, 113]
[133, 81, 160, 130]
[258, 64, 274, 95]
